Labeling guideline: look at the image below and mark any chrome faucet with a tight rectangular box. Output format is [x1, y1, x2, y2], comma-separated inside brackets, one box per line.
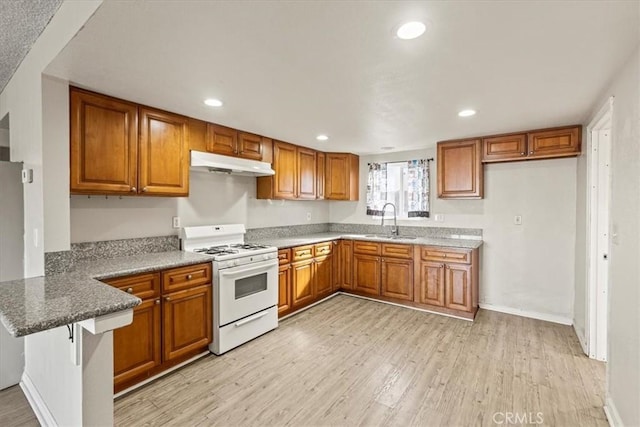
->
[380, 202, 399, 236]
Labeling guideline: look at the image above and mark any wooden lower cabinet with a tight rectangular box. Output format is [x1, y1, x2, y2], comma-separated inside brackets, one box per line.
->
[315, 254, 333, 298]
[381, 258, 413, 301]
[278, 264, 292, 315]
[416, 262, 446, 307]
[292, 259, 315, 308]
[444, 264, 473, 312]
[339, 240, 353, 290]
[113, 298, 161, 389]
[162, 284, 212, 362]
[353, 254, 381, 296]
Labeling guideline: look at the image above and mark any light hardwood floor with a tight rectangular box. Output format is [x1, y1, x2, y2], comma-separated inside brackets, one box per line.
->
[0, 295, 606, 426]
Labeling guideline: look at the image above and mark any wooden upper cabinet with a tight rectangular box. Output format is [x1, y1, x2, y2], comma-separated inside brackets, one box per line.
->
[70, 88, 138, 194]
[297, 147, 317, 200]
[206, 123, 238, 156]
[317, 152, 325, 200]
[482, 134, 527, 163]
[272, 141, 297, 199]
[437, 139, 483, 199]
[325, 153, 359, 201]
[238, 132, 264, 161]
[188, 118, 207, 153]
[527, 126, 581, 159]
[138, 108, 189, 196]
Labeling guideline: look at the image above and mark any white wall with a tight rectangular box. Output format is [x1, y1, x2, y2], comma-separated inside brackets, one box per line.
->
[42, 76, 71, 252]
[592, 47, 640, 426]
[70, 171, 330, 243]
[331, 148, 578, 323]
[0, 129, 9, 147]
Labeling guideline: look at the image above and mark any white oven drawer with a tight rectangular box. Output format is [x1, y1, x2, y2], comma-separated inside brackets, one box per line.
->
[217, 259, 278, 326]
[211, 306, 278, 355]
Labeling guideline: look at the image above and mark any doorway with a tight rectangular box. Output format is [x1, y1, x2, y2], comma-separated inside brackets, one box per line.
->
[586, 97, 613, 362]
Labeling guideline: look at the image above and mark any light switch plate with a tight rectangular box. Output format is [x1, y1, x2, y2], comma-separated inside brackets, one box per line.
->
[434, 214, 444, 222]
[514, 215, 522, 225]
[172, 217, 181, 229]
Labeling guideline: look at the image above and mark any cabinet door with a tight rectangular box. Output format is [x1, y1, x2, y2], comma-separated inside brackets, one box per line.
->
[207, 123, 238, 156]
[139, 108, 190, 196]
[278, 264, 292, 316]
[113, 298, 161, 389]
[317, 152, 325, 200]
[437, 139, 483, 199]
[527, 126, 581, 159]
[325, 153, 349, 200]
[381, 258, 413, 301]
[238, 132, 263, 161]
[315, 254, 333, 298]
[353, 254, 380, 296]
[445, 264, 472, 312]
[273, 141, 298, 199]
[416, 262, 445, 307]
[70, 88, 138, 194]
[341, 240, 353, 290]
[291, 259, 315, 308]
[297, 147, 317, 199]
[332, 241, 341, 291]
[163, 285, 212, 362]
[482, 134, 527, 163]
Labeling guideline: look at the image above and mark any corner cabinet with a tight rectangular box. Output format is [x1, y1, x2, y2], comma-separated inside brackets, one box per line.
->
[70, 87, 189, 196]
[437, 139, 483, 199]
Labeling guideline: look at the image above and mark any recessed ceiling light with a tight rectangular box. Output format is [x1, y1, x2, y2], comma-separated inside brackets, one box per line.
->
[381, 146, 395, 150]
[204, 98, 223, 107]
[458, 109, 476, 117]
[396, 21, 426, 40]
[316, 134, 329, 141]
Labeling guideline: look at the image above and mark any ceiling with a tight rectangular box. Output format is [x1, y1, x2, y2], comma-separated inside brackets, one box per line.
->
[0, 0, 62, 92]
[45, 1, 639, 154]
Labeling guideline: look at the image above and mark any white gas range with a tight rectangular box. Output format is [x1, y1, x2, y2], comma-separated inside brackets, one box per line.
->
[181, 224, 278, 355]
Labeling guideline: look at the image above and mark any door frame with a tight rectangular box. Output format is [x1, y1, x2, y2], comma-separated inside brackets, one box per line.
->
[585, 96, 613, 361]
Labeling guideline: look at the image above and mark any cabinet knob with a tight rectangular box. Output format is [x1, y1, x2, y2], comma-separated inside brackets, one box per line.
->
[130, 187, 137, 192]
[529, 151, 534, 154]
[186, 274, 193, 280]
[155, 299, 160, 305]
[520, 152, 525, 155]
[443, 254, 447, 258]
[165, 296, 171, 302]
[126, 287, 133, 294]
[142, 187, 148, 192]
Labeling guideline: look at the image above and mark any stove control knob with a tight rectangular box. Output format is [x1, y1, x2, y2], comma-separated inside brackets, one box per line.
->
[263, 254, 270, 260]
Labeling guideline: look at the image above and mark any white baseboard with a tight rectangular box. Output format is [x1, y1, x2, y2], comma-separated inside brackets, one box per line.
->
[573, 323, 588, 355]
[479, 303, 572, 325]
[20, 372, 57, 427]
[604, 397, 624, 427]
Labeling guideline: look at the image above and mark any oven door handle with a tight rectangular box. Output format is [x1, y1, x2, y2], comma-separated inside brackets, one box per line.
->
[234, 310, 269, 327]
[219, 259, 277, 278]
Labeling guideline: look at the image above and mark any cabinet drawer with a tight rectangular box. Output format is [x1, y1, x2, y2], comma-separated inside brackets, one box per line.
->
[420, 247, 471, 264]
[314, 242, 332, 257]
[104, 272, 160, 300]
[381, 243, 413, 259]
[353, 241, 381, 256]
[278, 248, 291, 265]
[162, 263, 212, 293]
[292, 245, 314, 261]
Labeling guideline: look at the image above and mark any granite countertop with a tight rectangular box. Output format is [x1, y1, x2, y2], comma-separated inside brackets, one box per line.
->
[252, 232, 483, 250]
[0, 251, 213, 337]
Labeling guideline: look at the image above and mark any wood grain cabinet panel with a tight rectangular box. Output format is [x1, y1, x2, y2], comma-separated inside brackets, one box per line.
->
[162, 263, 212, 294]
[70, 88, 138, 194]
[292, 245, 314, 261]
[113, 298, 162, 388]
[278, 264, 292, 315]
[527, 126, 581, 159]
[445, 264, 472, 312]
[188, 118, 207, 152]
[381, 244, 413, 259]
[325, 153, 359, 201]
[292, 259, 315, 308]
[315, 255, 333, 298]
[314, 242, 332, 257]
[206, 123, 238, 156]
[340, 240, 353, 290]
[238, 132, 263, 160]
[420, 247, 471, 264]
[416, 262, 445, 307]
[162, 284, 212, 362]
[482, 134, 527, 162]
[331, 241, 341, 291]
[278, 248, 291, 265]
[353, 241, 381, 256]
[297, 147, 317, 200]
[437, 139, 483, 199]
[138, 108, 190, 196]
[273, 141, 298, 199]
[381, 258, 413, 301]
[104, 272, 160, 300]
[317, 152, 325, 199]
[353, 254, 381, 296]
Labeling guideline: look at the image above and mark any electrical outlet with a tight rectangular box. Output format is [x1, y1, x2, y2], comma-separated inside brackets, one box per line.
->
[172, 216, 181, 229]
[306, 212, 312, 221]
[434, 214, 444, 222]
[514, 215, 522, 225]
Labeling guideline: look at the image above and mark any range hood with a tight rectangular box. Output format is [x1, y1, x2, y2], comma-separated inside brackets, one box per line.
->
[190, 150, 275, 177]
